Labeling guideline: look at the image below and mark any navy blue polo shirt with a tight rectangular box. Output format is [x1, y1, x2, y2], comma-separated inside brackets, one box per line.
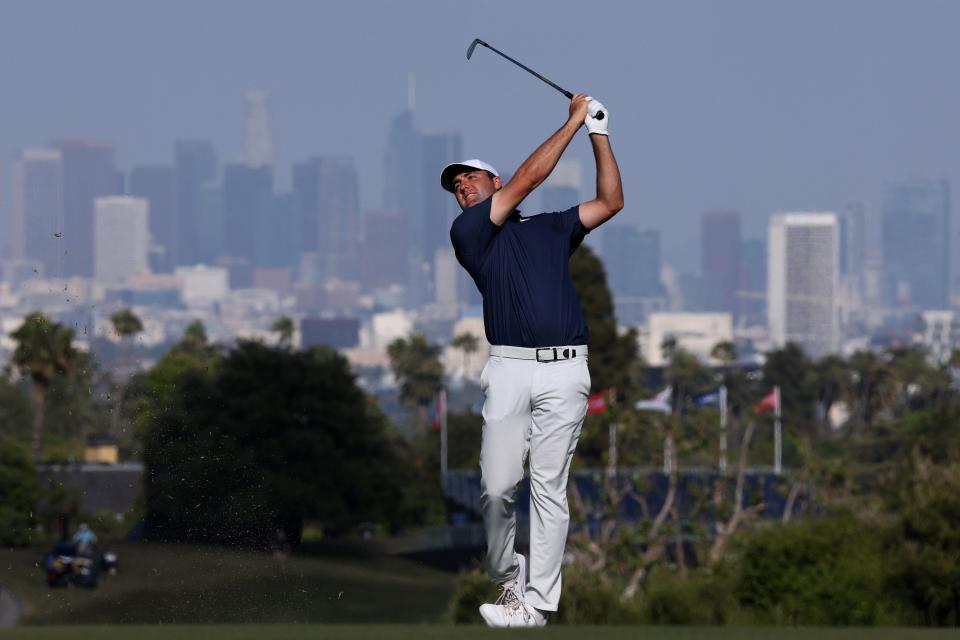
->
[449, 195, 590, 348]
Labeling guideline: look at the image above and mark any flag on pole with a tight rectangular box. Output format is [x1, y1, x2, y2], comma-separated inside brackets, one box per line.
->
[433, 388, 447, 431]
[587, 391, 609, 415]
[753, 387, 778, 414]
[636, 386, 672, 414]
[693, 388, 722, 407]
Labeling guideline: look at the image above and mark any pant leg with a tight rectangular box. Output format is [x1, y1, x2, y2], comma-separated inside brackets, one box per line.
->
[524, 357, 590, 611]
[479, 355, 533, 583]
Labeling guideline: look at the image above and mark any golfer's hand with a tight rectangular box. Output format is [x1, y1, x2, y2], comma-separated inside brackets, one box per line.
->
[568, 94, 589, 127]
[585, 98, 608, 136]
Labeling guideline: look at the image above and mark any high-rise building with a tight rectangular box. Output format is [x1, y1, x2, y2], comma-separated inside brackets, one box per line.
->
[292, 156, 360, 281]
[361, 209, 407, 292]
[94, 196, 149, 283]
[881, 179, 951, 309]
[243, 90, 274, 168]
[739, 238, 766, 327]
[12, 149, 64, 278]
[196, 182, 224, 264]
[701, 210, 741, 320]
[839, 202, 867, 278]
[541, 159, 582, 213]
[223, 163, 273, 268]
[48, 139, 117, 277]
[768, 212, 839, 358]
[129, 165, 176, 272]
[256, 193, 297, 270]
[383, 110, 424, 275]
[602, 224, 666, 324]
[174, 140, 218, 266]
[422, 131, 462, 266]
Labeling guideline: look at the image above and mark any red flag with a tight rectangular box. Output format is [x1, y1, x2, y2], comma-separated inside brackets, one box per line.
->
[753, 388, 778, 414]
[433, 389, 446, 431]
[587, 391, 608, 415]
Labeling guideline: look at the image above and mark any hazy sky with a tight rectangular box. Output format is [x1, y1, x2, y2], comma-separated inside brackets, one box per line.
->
[1, 0, 958, 272]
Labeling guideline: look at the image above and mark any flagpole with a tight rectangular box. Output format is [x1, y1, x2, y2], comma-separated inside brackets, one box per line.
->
[719, 385, 728, 475]
[773, 385, 782, 476]
[440, 388, 448, 486]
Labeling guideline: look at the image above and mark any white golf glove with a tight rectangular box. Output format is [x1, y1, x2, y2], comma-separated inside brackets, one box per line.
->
[585, 97, 608, 136]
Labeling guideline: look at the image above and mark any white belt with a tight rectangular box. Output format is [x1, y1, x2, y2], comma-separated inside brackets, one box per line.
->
[489, 345, 588, 362]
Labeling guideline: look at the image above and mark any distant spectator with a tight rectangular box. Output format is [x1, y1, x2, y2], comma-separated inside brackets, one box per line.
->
[72, 523, 97, 553]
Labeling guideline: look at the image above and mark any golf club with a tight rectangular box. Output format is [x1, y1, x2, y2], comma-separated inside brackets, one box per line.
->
[467, 38, 604, 120]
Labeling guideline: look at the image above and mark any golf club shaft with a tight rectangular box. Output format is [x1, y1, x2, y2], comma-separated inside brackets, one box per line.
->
[472, 40, 604, 120]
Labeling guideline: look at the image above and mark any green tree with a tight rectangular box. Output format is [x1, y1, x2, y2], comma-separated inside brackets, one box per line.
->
[387, 333, 444, 422]
[271, 316, 295, 348]
[11, 312, 79, 462]
[710, 340, 737, 366]
[142, 341, 428, 544]
[0, 442, 38, 545]
[570, 244, 639, 395]
[110, 308, 144, 436]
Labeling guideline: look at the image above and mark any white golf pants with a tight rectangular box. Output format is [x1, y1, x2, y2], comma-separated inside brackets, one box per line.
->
[478, 346, 590, 612]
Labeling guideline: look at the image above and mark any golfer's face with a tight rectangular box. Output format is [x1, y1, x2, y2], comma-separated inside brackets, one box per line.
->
[453, 170, 497, 210]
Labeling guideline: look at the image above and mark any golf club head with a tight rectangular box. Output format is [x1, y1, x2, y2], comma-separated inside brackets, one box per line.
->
[466, 38, 484, 60]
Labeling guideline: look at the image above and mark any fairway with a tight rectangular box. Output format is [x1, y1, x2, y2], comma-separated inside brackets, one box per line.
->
[2, 625, 960, 640]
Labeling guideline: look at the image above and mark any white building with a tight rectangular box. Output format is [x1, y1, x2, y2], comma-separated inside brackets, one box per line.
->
[94, 196, 149, 283]
[175, 265, 229, 307]
[768, 212, 839, 359]
[644, 312, 733, 366]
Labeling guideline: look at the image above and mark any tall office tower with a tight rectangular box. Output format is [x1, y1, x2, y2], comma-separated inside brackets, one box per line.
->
[12, 149, 64, 278]
[48, 140, 117, 277]
[882, 179, 951, 309]
[421, 131, 462, 266]
[839, 202, 867, 278]
[94, 196, 149, 283]
[196, 182, 223, 264]
[768, 212, 839, 359]
[243, 90, 274, 168]
[129, 165, 176, 272]
[739, 238, 767, 327]
[701, 210, 742, 320]
[603, 224, 664, 297]
[223, 163, 273, 268]
[175, 140, 218, 266]
[383, 110, 424, 260]
[255, 193, 297, 270]
[292, 156, 361, 281]
[361, 209, 408, 292]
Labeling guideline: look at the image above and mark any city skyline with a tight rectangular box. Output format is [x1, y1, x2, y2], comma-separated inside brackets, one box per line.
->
[2, 0, 958, 274]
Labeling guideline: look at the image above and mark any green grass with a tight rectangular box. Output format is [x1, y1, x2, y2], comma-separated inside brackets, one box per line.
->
[2, 626, 960, 640]
[0, 542, 455, 624]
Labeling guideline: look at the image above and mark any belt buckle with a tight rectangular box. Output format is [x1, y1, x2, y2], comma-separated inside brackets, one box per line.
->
[536, 347, 556, 362]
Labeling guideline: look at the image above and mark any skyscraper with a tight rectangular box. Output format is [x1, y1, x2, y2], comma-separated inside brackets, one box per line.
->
[881, 179, 950, 309]
[768, 212, 839, 358]
[222, 163, 273, 268]
[361, 209, 408, 292]
[243, 90, 274, 168]
[701, 210, 741, 320]
[175, 140, 218, 266]
[739, 238, 766, 327]
[421, 131, 462, 266]
[12, 149, 64, 278]
[94, 196, 149, 283]
[602, 224, 665, 324]
[382, 110, 424, 260]
[48, 139, 117, 277]
[292, 156, 361, 281]
[541, 159, 582, 213]
[129, 165, 176, 272]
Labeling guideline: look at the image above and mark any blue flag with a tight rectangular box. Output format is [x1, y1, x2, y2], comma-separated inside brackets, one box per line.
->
[693, 389, 721, 407]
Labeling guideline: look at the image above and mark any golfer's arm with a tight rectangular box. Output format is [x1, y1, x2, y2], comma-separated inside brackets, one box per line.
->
[490, 119, 581, 225]
[579, 135, 623, 230]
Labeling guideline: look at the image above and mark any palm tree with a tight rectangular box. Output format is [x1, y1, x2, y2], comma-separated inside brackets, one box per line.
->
[451, 332, 479, 376]
[110, 309, 143, 436]
[271, 316, 295, 348]
[11, 312, 78, 462]
[710, 340, 737, 366]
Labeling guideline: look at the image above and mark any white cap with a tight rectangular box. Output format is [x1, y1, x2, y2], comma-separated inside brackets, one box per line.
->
[439, 159, 500, 193]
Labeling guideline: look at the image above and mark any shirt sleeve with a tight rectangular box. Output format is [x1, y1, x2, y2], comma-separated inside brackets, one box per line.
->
[558, 205, 590, 253]
[449, 195, 500, 276]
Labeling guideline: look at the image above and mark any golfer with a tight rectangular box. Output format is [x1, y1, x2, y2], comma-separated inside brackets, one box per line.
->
[441, 94, 623, 627]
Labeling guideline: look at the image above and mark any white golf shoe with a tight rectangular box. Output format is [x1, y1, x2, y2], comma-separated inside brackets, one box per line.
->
[478, 554, 547, 627]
